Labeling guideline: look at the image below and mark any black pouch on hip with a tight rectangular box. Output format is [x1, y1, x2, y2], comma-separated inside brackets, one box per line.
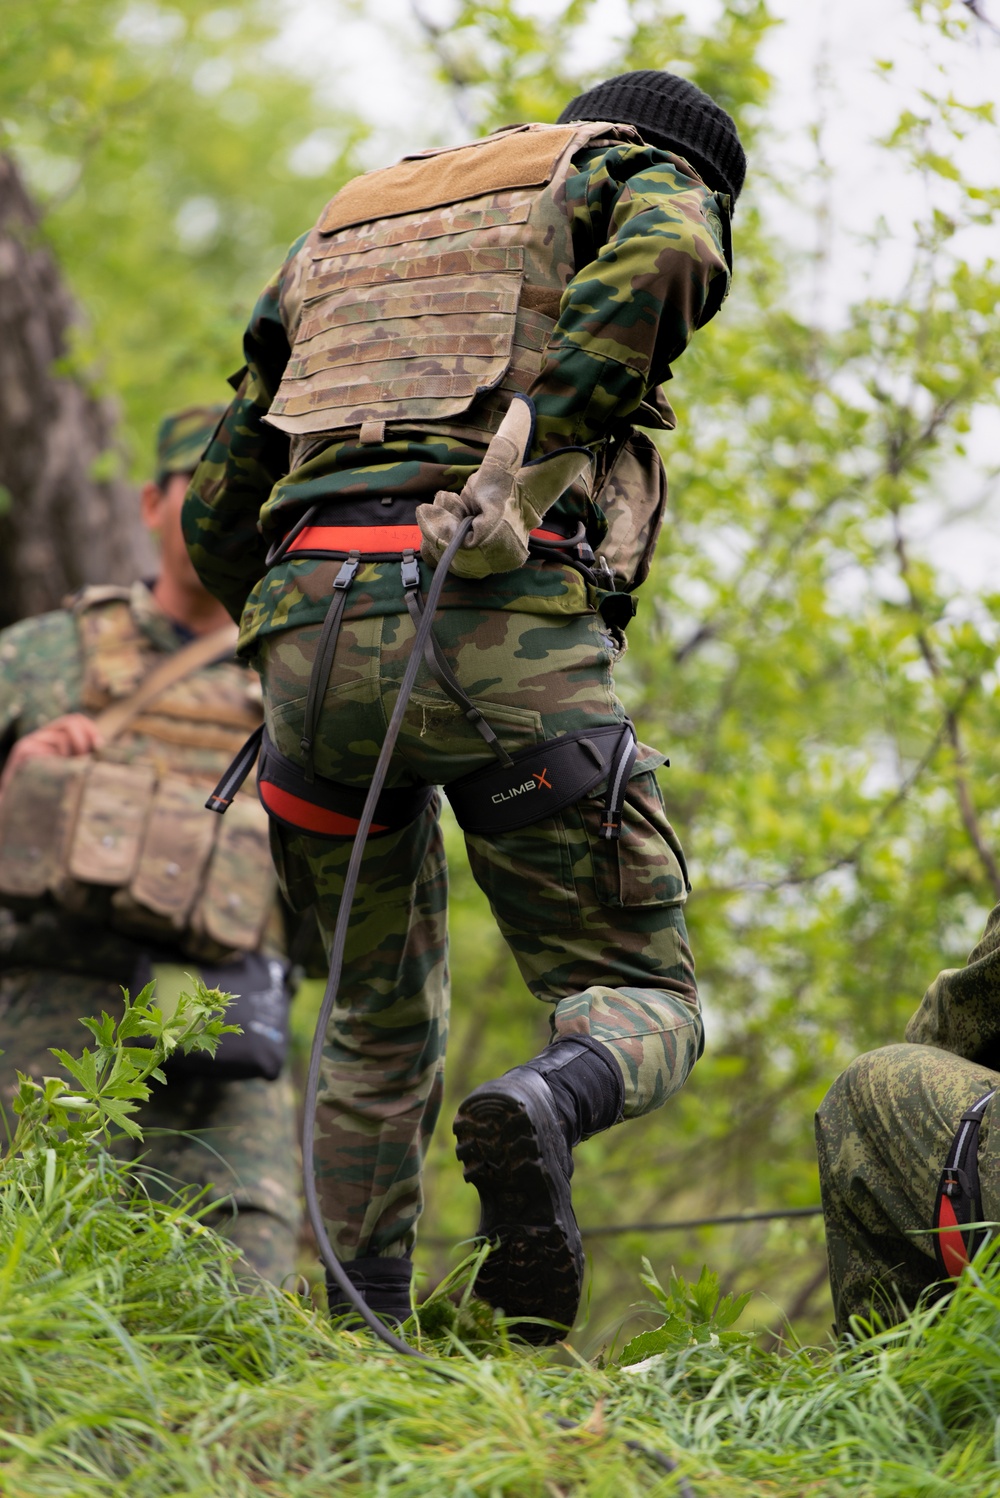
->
[136, 951, 291, 1081]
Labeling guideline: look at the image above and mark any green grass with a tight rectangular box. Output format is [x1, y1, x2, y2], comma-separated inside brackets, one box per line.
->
[3, 991, 1000, 1495]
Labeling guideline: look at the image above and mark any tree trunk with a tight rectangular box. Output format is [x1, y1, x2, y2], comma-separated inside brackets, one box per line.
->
[0, 154, 156, 629]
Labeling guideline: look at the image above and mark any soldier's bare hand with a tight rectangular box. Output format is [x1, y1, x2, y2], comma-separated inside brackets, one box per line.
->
[0, 714, 103, 796]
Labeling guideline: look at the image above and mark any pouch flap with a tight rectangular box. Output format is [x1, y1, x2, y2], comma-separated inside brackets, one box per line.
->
[127, 774, 218, 924]
[320, 125, 579, 233]
[595, 432, 668, 590]
[192, 797, 276, 953]
[67, 760, 155, 885]
[0, 756, 88, 899]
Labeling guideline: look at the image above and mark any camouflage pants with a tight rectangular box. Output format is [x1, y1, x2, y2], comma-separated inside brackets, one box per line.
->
[815, 1042, 1000, 1333]
[0, 969, 302, 1285]
[257, 606, 700, 1261]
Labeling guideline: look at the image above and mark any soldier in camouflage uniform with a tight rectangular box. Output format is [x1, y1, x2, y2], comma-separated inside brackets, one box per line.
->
[0, 407, 301, 1285]
[817, 905, 1000, 1333]
[183, 72, 745, 1337]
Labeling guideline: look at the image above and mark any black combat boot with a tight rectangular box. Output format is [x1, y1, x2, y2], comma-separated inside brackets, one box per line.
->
[326, 1255, 413, 1328]
[453, 1035, 624, 1344]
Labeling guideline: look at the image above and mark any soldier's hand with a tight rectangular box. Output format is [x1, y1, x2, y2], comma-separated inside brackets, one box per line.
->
[0, 714, 103, 796]
[416, 395, 594, 579]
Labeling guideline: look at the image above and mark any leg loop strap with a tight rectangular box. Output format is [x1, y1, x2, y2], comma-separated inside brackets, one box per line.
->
[300, 554, 360, 782]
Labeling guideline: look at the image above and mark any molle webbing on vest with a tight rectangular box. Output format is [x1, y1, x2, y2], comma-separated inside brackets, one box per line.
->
[266, 121, 640, 441]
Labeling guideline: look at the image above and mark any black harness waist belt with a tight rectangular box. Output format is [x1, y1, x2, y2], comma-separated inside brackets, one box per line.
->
[933, 1087, 996, 1278]
[208, 721, 637, 842]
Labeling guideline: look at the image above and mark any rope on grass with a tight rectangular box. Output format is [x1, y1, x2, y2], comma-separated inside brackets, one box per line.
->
[421, 1204, 824, 1248]
[580, 1204, 824, 1238]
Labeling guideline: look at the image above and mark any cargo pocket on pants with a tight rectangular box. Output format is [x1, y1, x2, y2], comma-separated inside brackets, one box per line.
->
[583, 769, 689, 908]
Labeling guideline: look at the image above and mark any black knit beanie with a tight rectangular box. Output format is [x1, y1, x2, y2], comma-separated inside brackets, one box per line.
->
[557, 69, 746, 205]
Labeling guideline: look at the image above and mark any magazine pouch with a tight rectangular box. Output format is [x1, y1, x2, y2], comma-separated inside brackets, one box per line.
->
[0, 756, 88, 903]
[111, 774, 219, 942]
[190, 796, 277, 956]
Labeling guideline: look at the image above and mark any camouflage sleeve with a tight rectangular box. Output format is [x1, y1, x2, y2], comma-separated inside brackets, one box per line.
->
[0, 611, 85, 750]
[181, 235, 308, 621]
[530, 145, 732, 452]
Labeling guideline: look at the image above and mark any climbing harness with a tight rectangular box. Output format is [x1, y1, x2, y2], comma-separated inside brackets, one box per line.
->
[210, 503, 639, 846]
[932, 1087, 996, 1279]
[207, 502, 644, 1356]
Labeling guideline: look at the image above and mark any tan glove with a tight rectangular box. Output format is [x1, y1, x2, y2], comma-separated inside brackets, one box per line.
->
[416, 395, 594, 578]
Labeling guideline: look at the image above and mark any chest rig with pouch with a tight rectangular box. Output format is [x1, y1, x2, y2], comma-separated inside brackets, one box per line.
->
[0, 589, 278, 962]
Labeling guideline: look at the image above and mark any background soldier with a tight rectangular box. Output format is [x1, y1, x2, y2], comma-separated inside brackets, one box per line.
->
[0, 407, 301, 1284]
[817, 907, 1000, 1333]
[184, 71, 744, 1337]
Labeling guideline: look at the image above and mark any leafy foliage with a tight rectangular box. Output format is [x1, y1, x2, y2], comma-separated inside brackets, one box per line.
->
[0, 0, 364, 474]
[4, 979, 238, 1157]
[619, 1260, 753, 1365]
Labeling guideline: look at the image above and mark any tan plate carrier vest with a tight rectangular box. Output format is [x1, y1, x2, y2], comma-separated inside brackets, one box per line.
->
[0, 589, 277, 961]
[266, 120, 674, 589]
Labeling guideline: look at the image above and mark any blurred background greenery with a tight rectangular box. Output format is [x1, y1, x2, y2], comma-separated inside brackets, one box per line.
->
[3, 0, 999, 1345]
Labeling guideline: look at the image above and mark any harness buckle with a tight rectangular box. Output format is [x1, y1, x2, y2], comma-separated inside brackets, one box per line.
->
[400, 551, 421, 591]
[594, 554, 615, 591]
[943, 1166, 971, 1199]
[334, 555, 360, 590]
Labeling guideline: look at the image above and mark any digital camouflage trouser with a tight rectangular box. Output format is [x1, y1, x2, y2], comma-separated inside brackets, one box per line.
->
[0, 969, 302, 1285]
[816, 1044, 1000, 1333]
[257, 606, 701, 1262]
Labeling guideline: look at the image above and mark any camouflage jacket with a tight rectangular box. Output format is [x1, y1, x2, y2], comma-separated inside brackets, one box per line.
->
[0, 583, 283, 975]
[183, 140, 732, 650]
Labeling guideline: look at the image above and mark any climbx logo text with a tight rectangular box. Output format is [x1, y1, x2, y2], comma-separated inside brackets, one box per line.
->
[491, 767, 552, 805]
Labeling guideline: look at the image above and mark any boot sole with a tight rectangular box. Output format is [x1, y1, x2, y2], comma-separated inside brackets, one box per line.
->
[453, 1069, 583, 1344]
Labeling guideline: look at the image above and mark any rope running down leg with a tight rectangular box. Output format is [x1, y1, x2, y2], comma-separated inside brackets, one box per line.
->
[301, 516, 475, 1360]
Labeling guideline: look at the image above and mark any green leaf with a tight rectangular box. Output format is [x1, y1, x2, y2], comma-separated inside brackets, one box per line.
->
[98, 1098, 144, 1139]
[620, 1318, 692, 1366]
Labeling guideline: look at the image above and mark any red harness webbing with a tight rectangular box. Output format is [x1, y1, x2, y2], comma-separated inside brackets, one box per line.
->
[288, 523, 421, 556]
[286, 522, 569, 558]
[932, 1088, 996, 1278]
[258, 778, 389, 838]
[936, 1192, 972, 1278]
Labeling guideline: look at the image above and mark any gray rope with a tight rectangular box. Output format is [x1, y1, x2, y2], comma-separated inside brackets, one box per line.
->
[420, 1204, 824, 1248]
